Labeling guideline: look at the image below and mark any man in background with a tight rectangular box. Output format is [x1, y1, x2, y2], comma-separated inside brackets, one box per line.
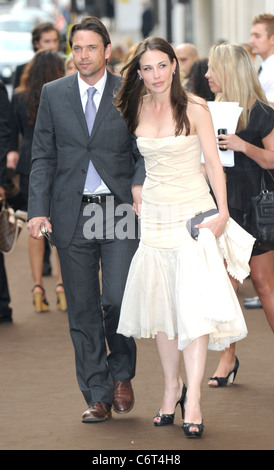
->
[174, 42, 200, 90]
[250, 13, 274, 107]
[141, 1, 154, 38]
[13, 22, 60, 89]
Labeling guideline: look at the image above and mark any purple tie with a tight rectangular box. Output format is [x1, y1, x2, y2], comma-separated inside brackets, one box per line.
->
[84, 87, 101, 192]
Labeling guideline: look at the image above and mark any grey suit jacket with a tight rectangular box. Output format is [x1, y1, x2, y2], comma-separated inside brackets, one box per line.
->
[28, 71, 145, 248]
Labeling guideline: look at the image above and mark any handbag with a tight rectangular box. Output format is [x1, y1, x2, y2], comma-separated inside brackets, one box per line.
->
[186, 209, 219, 240]
[243, 170, 274, 251]
[0, 202, 27, 254]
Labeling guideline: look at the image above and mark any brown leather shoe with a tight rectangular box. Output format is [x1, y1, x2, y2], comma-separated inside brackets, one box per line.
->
[113, 380, 134, 414]
[81, 402, 112, 423]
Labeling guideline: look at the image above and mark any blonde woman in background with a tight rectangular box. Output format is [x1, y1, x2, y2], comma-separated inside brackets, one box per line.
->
[205, 42, 274, 387]
[65, 53, 77, 75]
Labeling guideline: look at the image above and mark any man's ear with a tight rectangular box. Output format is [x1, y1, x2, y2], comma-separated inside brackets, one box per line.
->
[105, 43, 112, 61]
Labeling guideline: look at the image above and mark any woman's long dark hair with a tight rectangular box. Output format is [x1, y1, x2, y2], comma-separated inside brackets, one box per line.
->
[16, 49, 64, 126]
[187, 58, 215, 102]
[115, 37, 191, 136]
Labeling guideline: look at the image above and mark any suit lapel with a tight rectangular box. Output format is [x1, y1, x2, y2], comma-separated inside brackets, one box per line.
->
[65, 74, 89, 135]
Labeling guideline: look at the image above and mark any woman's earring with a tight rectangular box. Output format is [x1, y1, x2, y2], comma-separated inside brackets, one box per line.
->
[139, 75, 143, 81]
[172, 71, 175, 76]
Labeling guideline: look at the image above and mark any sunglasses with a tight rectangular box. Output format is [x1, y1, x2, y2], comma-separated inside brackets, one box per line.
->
[39, 220, 53, 248]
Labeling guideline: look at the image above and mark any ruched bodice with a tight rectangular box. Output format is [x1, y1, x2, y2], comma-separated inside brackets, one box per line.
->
[138, 135, 211, 207]
[117, 134, 253, 351]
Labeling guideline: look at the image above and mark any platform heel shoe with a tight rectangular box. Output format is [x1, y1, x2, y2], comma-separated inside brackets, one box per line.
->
[182, 421, 204, 438]
[56, 283, 67, 312]
[32, 285, 49, 313]
[153, 384, 186, 426]
[208, 356, 240, 388]
[181, 384, 204, 438]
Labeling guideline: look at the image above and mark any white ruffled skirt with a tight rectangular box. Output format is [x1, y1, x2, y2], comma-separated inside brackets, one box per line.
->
[117, 204, 254, 351]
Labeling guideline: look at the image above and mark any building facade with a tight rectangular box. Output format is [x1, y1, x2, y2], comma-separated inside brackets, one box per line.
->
[113, 0, 274, 58]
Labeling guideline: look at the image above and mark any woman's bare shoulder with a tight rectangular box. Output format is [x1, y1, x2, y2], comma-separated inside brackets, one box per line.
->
[187, 92, 208, 107]
[187, 93, 209, 118]
[186, 94, 212, 133]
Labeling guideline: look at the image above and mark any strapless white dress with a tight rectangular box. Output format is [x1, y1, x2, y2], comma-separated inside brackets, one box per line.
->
[117, 136, 254, 351]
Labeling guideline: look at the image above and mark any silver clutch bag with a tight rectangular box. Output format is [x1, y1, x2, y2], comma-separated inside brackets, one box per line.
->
[186, 209, 219, 240]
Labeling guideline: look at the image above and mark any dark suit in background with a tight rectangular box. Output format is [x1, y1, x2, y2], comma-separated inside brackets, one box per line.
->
[0, 80, 12, 323]
[141, 2, 154, 38]
[28, 67, 145, 415]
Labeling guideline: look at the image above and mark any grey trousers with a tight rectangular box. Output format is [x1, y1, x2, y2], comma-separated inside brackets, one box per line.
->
[58, 199, 139, 405]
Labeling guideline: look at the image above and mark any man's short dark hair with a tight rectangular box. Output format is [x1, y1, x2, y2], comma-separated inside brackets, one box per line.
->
[69, 16, 111, 49]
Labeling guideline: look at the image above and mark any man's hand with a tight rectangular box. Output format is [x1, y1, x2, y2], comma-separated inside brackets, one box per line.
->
[27, 216, 52, 239]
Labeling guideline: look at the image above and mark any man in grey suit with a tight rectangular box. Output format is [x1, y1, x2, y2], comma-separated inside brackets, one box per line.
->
[27, 16, 145, 422]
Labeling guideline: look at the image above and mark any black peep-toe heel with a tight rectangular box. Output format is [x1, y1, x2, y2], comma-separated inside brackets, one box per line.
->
[153, 411, 175, 426]
[182, 421, 204, 438]
[153, 384, 187, 426]
[208, 356, 240, 388]
[182, 384, 204, 438]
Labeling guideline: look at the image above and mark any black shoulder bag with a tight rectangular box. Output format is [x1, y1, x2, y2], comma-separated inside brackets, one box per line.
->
[243, 169, 274, 251]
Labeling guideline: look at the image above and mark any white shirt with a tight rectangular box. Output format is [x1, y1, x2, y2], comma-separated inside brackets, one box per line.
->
[78, 70, 111, 194]
[259, 54, 274, 104]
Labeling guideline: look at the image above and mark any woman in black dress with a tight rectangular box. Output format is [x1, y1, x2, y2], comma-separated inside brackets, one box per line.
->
[205, 42, 274, 386]
[7, 50, 66, 313]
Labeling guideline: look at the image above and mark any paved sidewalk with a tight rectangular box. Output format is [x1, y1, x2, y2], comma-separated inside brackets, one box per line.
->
[0, 227, 273, 451]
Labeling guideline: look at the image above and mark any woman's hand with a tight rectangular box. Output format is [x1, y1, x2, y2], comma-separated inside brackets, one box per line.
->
[195, 212, 229, 239]
[6, 151, 19, 169]
[217, 133, 245, 153]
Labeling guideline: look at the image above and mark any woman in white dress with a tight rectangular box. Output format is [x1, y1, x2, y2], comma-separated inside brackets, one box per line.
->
[115, 37, 253, 438]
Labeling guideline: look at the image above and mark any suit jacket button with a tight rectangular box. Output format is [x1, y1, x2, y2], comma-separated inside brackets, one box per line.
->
[81, 169, 87, 174]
